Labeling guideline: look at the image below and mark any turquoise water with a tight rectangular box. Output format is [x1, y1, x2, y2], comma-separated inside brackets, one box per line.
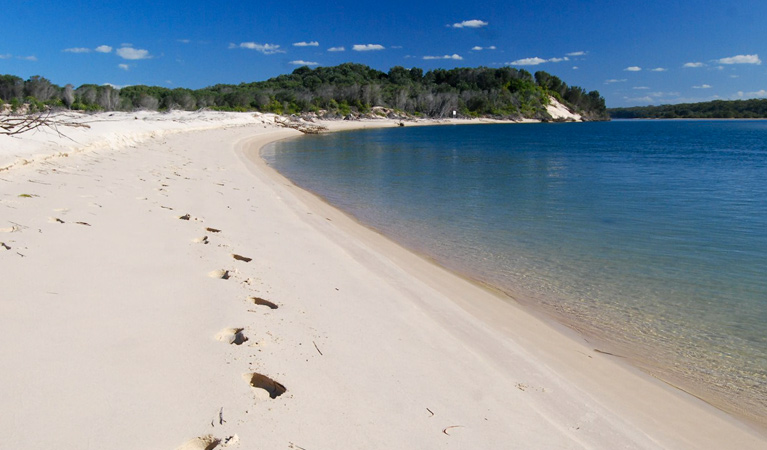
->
[263, 120, 767, 425]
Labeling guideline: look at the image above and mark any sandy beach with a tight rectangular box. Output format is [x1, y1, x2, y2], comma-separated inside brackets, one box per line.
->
[1, 111, 765, 449]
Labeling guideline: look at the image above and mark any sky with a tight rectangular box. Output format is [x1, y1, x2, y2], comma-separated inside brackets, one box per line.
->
[2, 0, 766, 107]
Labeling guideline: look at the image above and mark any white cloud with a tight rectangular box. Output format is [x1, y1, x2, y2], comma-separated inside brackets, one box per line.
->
[290, 60, 319, 66]
[744, 89, 767, 97]
[650, 91, 680, 97]
[64, 47, 91, 53]
[717, 54, 761, 65]
[116, 47, 151, 60]
[0, 54, 11, 59]
[605, 79, 627, 84]
[327, 46, 345, 52]
[391, 46, 403, 49]
[693, 84, 712, 89]
[19, 55, 37, 61]
[293, 41, 319, 47]
[510, 57, 547, 66]
[423, 54, 463, 60]
[233, 42, 285, 54]
[102, 83, 127, 89]
[177, 39, 191, 44]
[572, 66, 578, 70]
[683, 62, 704, 68]
[624, 66, 642, 71]
[95, 45, 113, 53]
[472, 45, 496, 51]
[650, 67, 667, 72]
[353, 44, 385, 51]
[450, 19, 488, 28]
[567, 51, 587, 56]
[118, 64, 129, 70]
[730, 75, 740, 78]
[508, 56, 568, 66]
[633, 86, 650, 90]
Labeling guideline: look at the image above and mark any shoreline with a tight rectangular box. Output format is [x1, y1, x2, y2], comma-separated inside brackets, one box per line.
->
[1, 112, 765, 448]
[256, 119, 767, 435]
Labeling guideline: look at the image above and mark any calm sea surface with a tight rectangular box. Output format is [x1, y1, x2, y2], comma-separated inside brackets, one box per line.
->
[263, 120, 767, 425]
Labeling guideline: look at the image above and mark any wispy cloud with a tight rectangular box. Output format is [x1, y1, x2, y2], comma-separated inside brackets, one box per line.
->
[508, 56, 568, 66]
[633, 86, 650, 90]
[353, 44, 384, 51]
[293, 41, 319, 47]
[95, 45, 113, 53]
[572, 66, 578, 70]
[116, 47, 152, 60]
[423, 54, 463, 60]
[450, 19, 488, 28]
[230, 42, 285, 54]
[177, 39, 191, 44]
[63, 47, 91, 53]
[737, 89, 767, 98]
[327, 46, 345, 52]
[650, 67, 667, 72]
[472, 46, 496, 51]
[567, 51, 587, 56]
[624, 66, 641, 71]
[717, 54, 761, 65]
[693, 84, 712, 89]
[18, 55, 37, 61]
[683, 62, 705, 68]
[605, 79, 627, 84]
[0, 54, 11, 59]
[290, 60, 319, 66]
[118, 64, 129, 70]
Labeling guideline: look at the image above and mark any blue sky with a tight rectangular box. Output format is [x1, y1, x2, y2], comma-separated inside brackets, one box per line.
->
[2, 0, 766, 107]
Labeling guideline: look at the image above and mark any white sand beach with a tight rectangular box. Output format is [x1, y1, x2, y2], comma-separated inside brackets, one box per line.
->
[1, 111, 764, 449]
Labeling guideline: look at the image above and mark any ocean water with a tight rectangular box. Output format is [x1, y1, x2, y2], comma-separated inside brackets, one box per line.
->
[262, 120, 767, 426]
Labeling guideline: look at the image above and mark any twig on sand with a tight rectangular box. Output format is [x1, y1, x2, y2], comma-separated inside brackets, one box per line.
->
[312, 340, 323, 356]
[593, 349, 626, 358]
[426, 408, 434, 417]
[442, 425, 464, 435]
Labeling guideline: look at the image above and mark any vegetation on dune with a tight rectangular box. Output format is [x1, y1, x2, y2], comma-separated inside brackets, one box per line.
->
[0, 64, 608, 121]
[609, 99, 767, 119]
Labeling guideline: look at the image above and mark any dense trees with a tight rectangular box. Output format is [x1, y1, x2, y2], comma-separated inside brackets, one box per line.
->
[0, 64, 608, 120]
[609, 99, 767, 119]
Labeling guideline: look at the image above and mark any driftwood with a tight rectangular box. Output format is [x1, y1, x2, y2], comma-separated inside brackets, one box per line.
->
[274, 115, 328, 134]
[0, 110, 90, 137]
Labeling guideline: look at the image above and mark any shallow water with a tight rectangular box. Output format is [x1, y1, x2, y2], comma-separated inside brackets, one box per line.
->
[263, 120, 767, 425]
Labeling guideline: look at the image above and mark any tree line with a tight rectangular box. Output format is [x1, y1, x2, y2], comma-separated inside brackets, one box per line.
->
[608, 99, 767, 119]
[1, 64, 607, 120]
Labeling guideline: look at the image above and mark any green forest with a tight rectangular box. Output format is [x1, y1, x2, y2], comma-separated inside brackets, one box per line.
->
[608, 99, 767, 119]
[0, 63, 607, 121]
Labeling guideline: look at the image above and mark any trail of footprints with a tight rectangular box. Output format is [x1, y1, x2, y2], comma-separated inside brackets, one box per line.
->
[176, 203, 287, 449]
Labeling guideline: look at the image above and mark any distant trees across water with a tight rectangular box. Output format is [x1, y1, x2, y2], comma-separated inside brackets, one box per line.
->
[609, 99, 767, 119]
[0, 64, 608, 121]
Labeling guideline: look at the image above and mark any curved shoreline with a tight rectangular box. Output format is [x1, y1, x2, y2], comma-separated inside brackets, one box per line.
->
[1, 114, 764, 448]
[245, 120, 767, 443]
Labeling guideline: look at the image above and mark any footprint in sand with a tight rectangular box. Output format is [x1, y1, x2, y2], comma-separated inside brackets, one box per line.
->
[0, 225, 20, 233]
[192, 236, 209, 244]
[249, 297, 278, 310]
[175, 435, 220, 450]
[208, 269, 230, 280]
[244, 372, 287, 400]
[216, 327, 248, 345]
